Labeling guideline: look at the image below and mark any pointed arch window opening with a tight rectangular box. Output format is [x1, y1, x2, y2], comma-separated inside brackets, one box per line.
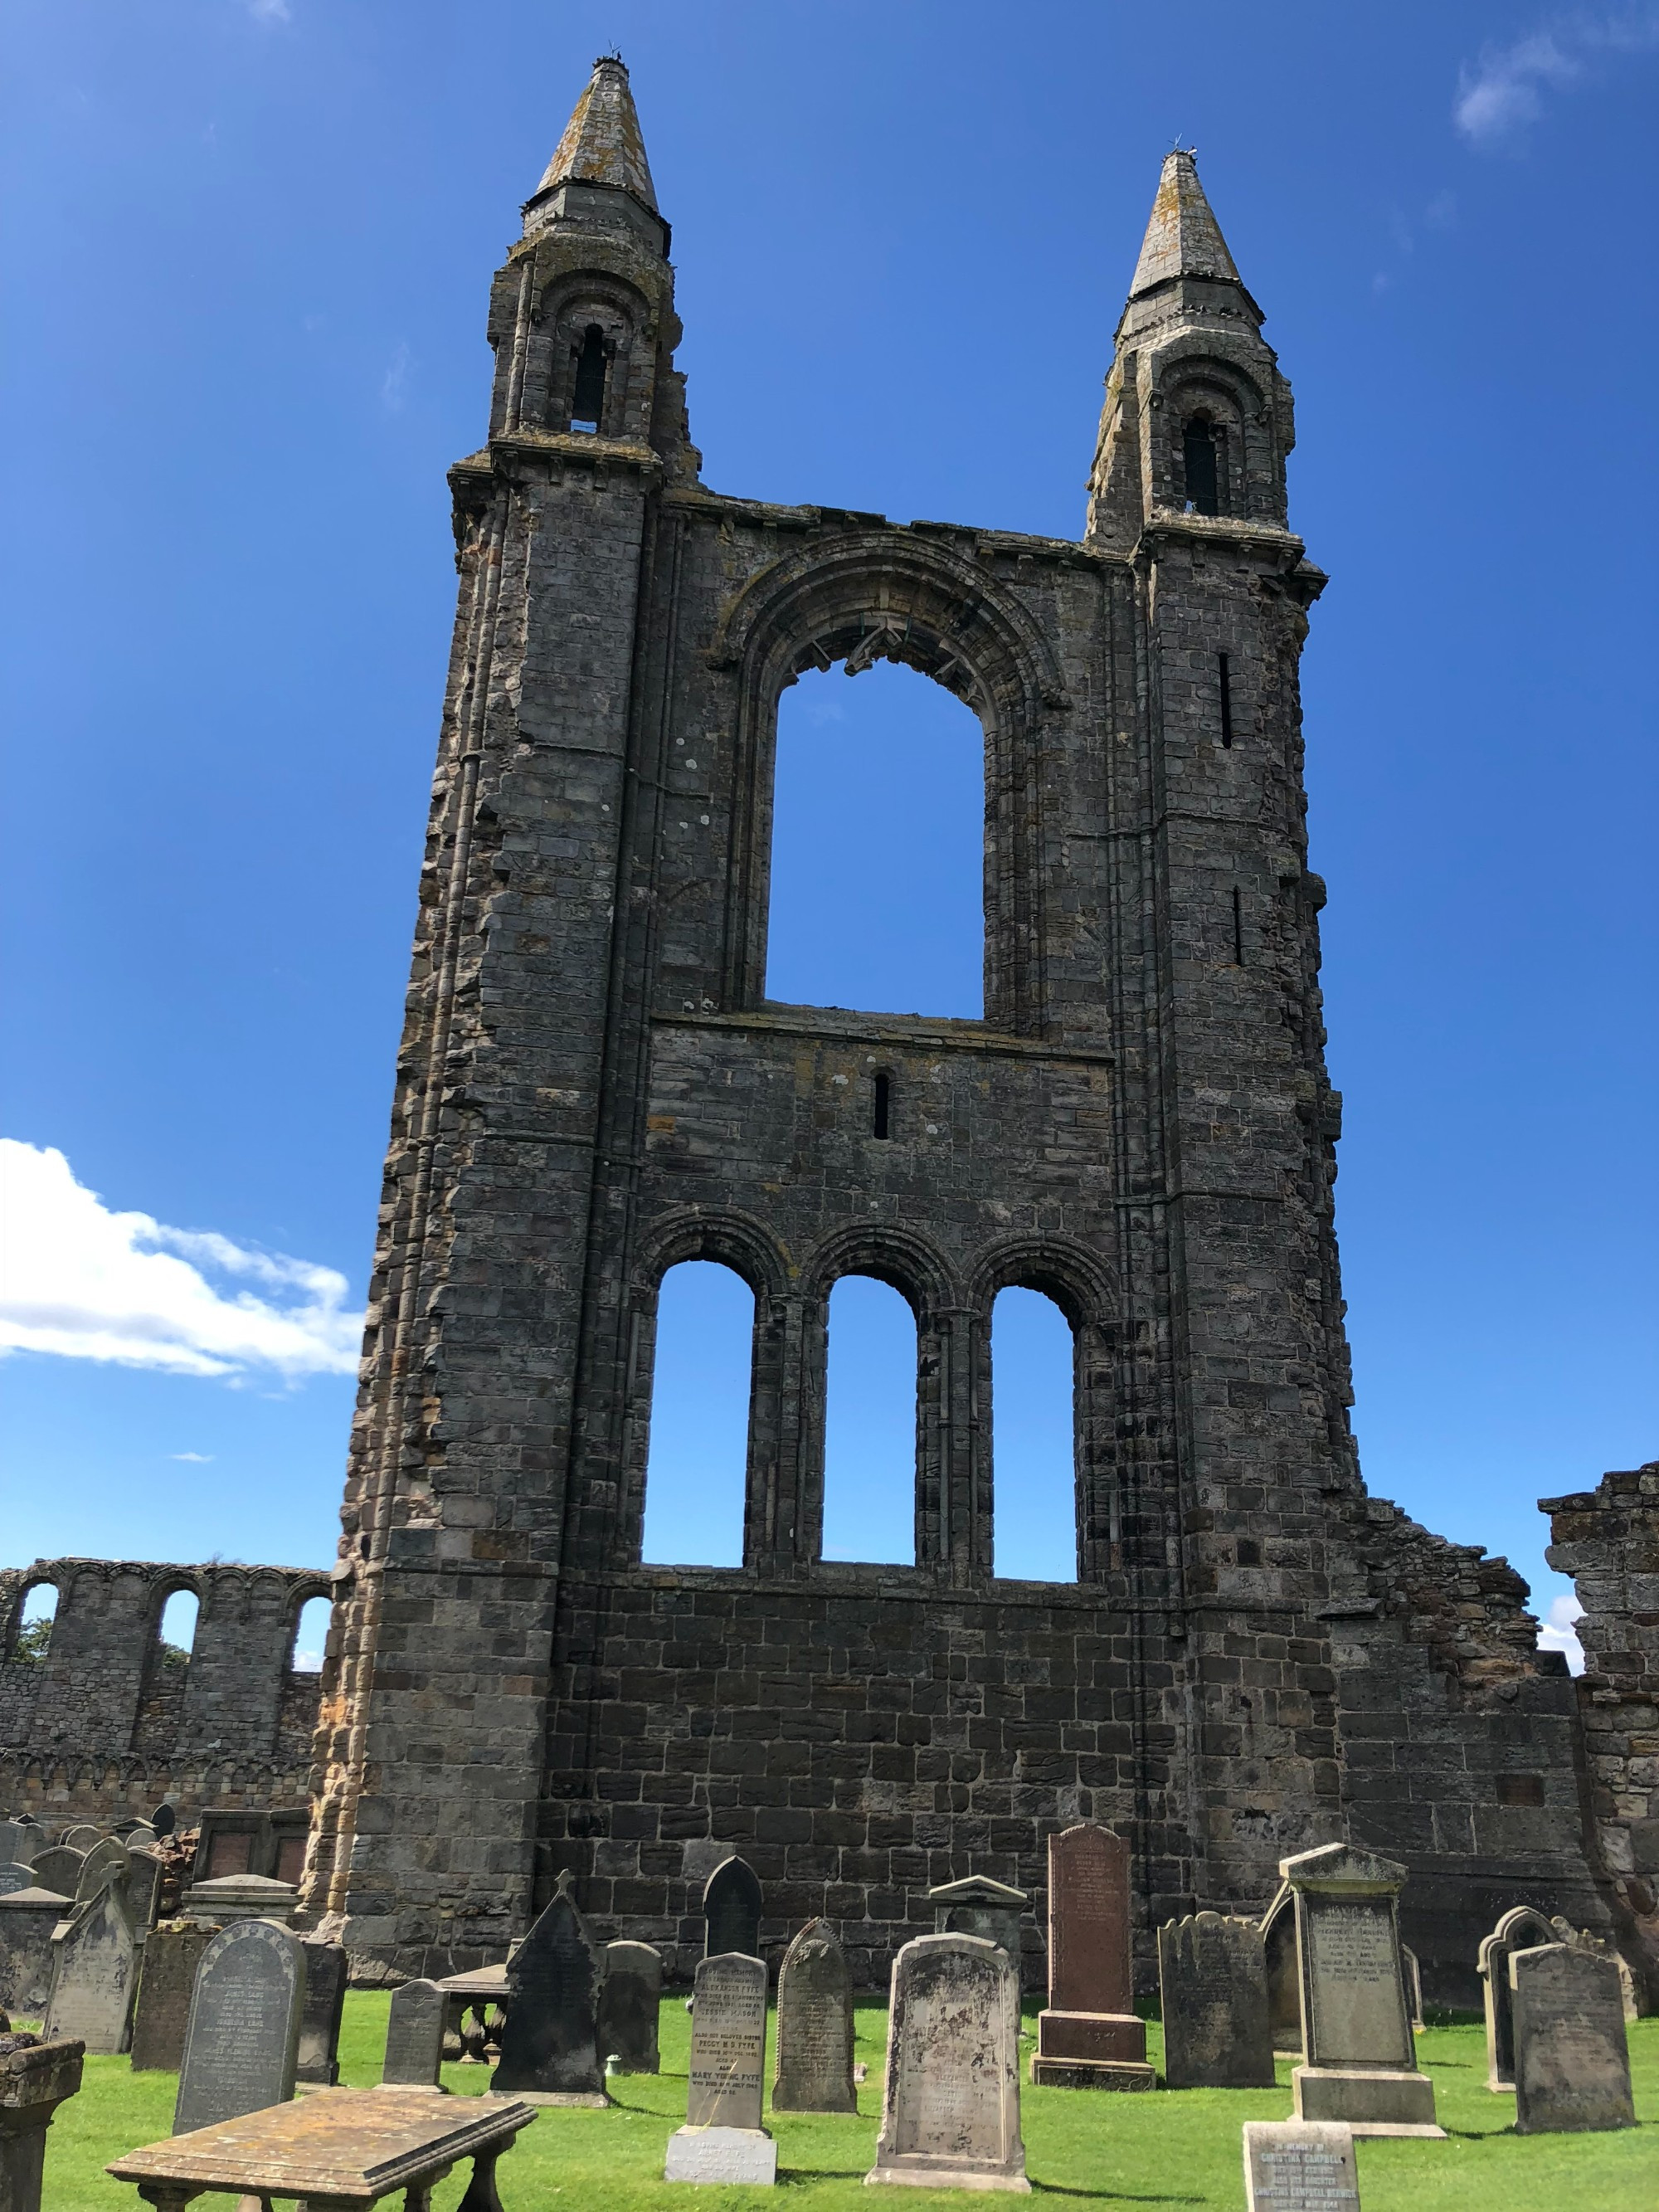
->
[1182, 416, 1222, 517]
[571, 323, 608, 434]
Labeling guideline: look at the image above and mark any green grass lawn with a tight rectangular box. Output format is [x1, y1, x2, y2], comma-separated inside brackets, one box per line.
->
[27, 1995, 1658, 2210]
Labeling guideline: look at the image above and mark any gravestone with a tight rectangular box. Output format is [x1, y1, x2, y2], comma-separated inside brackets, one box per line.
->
[123, 1850, 167, 1936]
[179, 1874, 298, 1926]
[1283, 1843, 1441, 2137]
[1242, 2120, 1360, 2212]
[0, 2031, 85, 2212]
[927, 1873, 1029, 1971]
[381, 1979, 446, 2088]
[1478, 1906, 1554, 2091]
[27, 1852, 82, 1905]
[1031, 1824, 1151, 2088]
[43, 1884, 138, 2054]
[1399, 1946, 1423, 2033]
[1261, 1885, 1301, 2054]
[1158, 1913, 1275, 2089]
[0, 1869, 33, 1901]
[868, 1933, 1028, 2193]
[491, 1874, 606, 2104]
[1511, 1944, 1635, 2134]
[1550, 1917, 1639, 2021]
[0, 1826, 36, 1870]
[702, 1856, 762, 1961]
[173, 1917, 307, 2134]
[295, 1939, 348, 2087]
[665, 1951, 775, 2185]
[148, 1805, 177, 1839]
[772, 1919, 855, 2112]
[596, 1941, 662, 2075]
[0, 1892, 71, 2016]
[130, 1922, 217, 2072]
[60, 1827, 103, 1854]
[75, 1839, 130, 1904]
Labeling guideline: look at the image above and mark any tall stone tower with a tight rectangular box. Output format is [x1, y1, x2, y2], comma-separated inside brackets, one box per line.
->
[307, 62, 1609, 1995]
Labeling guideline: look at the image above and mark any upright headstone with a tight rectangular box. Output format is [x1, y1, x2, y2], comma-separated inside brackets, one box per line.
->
[1477, 1905, 1554, 2091]
[0, 1893, 71, 2017]
[1283, 1843, 1441, 2137]
[772, 1919, 855, 2113]
[148, 1805, 177, 1839]
[122, 1849, 166, 1936]
[42, 1885, 138, 2055]
[381, 1980, 446, 2088]
[129, 1922, 218, 2073]
[1511, 1944, 1635, 2135]
[1260, 1885, 1301, 2054]
[927, 1874, 1029, 1971]
[596, 1941, 662, 2075]
[491, 1875, 607, 2104]
[1550, 1917, 1639, 2021]
[0, 2032, 85, 2212]
[27, 1852, 82, 1906]
[0, 1869, 33, 1901]
[1242, 2120, 1360, 2212]
[0, 1827, 35, 1871]
[75, 1839, 130, 1904]
[1399, 1946, 1423, 2033]
[867, 1932, 1028, 2194]
[703, 1856, 762, 1961]
[179, 1874, 298, 1927]
[1158, 1913, 1276, 2089]
[173, 1917, 307, 2134]
[665, 1951, 776, 2186]
[60, 1828, 103, 1855]
[1031, 1825, 1151, 2088]
[295, 1939, 348, 2087]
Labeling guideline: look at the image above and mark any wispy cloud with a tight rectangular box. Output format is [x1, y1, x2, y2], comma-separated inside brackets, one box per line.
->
[246, 0, 292, 24]
[1456, 12, 1659, 146]
[171, 1451, 215, 1464]
[1537, 1591, 1586, 1675]
[0, 1141, 362, 1381]
[381, 341, 411, 414]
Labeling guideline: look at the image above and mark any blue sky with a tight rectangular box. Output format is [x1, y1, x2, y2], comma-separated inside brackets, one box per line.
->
[3, 4, 1656, 1664]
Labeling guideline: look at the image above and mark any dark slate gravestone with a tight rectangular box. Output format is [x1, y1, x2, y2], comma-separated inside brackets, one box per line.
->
[173, 1918, 307, 2135]
[866, 1932, 1027, 2193]
[1242, 2120, 1360, 2212]
[596, 1941, 662, 2075]
[703, 1855, 763, 1961]
[1158, 1913, 1276, 2089]
[28, 1851, 83, 1904]
[773, 1918, 855, 2114]
[131, 1922, 217, 2073]
[296, 1940, 349, 2087]
[0, 1868, 33, 1900]
[123, 1849, 166, 1936]
[1511, 1943, 1635, 2135]
[1032, 1824, 1151, 2088]
[148, 1805, 177, 1839]
[0, 1891, 71, 2016]
[491, 1876, 606, 2103]
[381, 1980, 446, 2088]
[43, 1884, 139, 2055]
[1478, 1907, 1554, 2092]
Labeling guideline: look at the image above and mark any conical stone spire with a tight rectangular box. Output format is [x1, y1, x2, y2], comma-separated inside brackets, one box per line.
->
[1128, 149, 1241, 298]
[536, 54, 657, 212]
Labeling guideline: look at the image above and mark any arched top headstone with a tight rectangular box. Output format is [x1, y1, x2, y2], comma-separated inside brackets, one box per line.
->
[774, 1918, 855, 2113]
[149, 1803, 178, 1839]
[703, 1854, 763, 1961]
[174, 1917, 307, 2134]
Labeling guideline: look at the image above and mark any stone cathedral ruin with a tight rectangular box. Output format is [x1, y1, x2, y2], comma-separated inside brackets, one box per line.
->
[3, 59, 1655, 2008]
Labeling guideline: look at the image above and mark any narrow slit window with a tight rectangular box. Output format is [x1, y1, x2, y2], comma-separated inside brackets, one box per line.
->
[1219, 654, 1233, 748]
[1183, 418, 1220, 516]
[1233, 884, 1244, 965]
[873, 1070, 892, 1139]
[571, 324, 606, 433]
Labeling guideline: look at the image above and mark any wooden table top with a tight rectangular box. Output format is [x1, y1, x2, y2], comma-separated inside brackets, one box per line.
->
[106, 2088, 535, 2203]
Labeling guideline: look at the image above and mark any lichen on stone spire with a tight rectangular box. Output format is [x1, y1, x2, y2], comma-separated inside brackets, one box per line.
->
[535, 53, 658, 212]
[1128, 149, 1241, 297]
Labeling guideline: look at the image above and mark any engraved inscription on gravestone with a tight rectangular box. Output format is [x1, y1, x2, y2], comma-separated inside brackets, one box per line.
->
[43, 1884, 139, 2056]
[868, 1932, 1029, 2193]
[772, 1919, 855, 2113]
[0, 1867, 33, 1899]
[1033, 1825, 1151, 2088]
[686, 1953, 766, 2128]
[130, 1922, 217, 2073]
[1305, 1904, 1408, 2068]
[381, 1979, 446, 2088]
[597, 1941, 662, 2075]
[173, 1917, 306, 2135]
[0, 1889, 73, 2016]
[1510, 1944, 1635, 2136]
[1242, 2120, 1360, 2212]
[1159, 1913, 1275, 2090]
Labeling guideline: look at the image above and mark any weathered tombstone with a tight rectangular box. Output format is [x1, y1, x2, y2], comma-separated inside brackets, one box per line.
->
[1261, 1884, 1301, 2054]
[1511, 1943, 1635, 2134]
[381, 1979, 446, 2088]
[0, 1870, 32, 1901]
[665, 1951, 776, 2185]
[1399, 1946, 1423, 2033]
[1158, 1912, 1276, 2089]
[148, 1805, 177, 1839]
[0, 1893, 71, 2016]
[702, 1855, 763, 1961]
[596, 1941, 662, 2075]
[1477, 1904, 1554, 2091]
[75, 1838, 130, 1904]
[60, 1827, 103, 1855]
[295, 1939, 348, 2088]
[491, 1874, 607, 2103]
[867, 1932, 1028, 2193]
[178, 1873, 298, 1927]
[927, 1873, 1029, 1971]
[772, 1918, 854, 2113]
[123, 1849, 166, 1935]
[1283, 1842, 1441, 2137]
[173, 1917, 307, 2134]
[0, 1828, 35, 1871]
[1031, 1824, 1151, 2088]
[26, 1852, 82, 1905]
[1550, 1916, 1639, 2021]
[129, 1922, 218, 2072]
[0, 2032, 85, 2212]
[42, 1884, 138, 2055]
[1242, 2119, 1360, 2212]
[119, 1821, 157, 1849]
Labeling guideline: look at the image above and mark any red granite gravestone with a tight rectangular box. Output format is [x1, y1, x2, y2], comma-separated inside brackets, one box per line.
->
[1031, 1825, 1152, 2088]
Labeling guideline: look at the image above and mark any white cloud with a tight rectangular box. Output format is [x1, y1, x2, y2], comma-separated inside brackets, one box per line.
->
[246, 0, 292, 23]
[1456, 12, 1659, 146]
[1537, 1591, 1586, 1675]
[0, 1141, 362, 1381]
[170, 1452, 215, 1464]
